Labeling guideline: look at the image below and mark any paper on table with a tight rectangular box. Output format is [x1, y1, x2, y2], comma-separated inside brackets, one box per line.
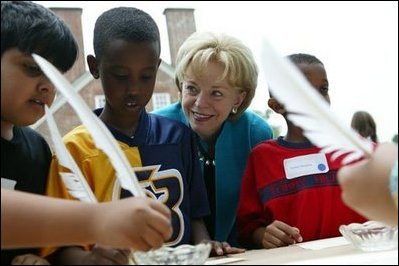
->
[297, 237, 350, 250]
[205, 257, 246, 265]
[285, 249, 398, 265]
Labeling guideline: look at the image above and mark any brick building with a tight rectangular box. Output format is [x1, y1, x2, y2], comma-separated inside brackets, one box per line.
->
[32, 7, 196, 146]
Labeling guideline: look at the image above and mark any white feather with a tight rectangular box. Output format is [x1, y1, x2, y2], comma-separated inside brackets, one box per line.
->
[34, 54, 145, 197]
[260, 39, 373, 164]
[45, 106, 97, 203]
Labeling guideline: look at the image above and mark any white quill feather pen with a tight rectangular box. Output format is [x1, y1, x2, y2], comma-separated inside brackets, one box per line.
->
[45, 105, 97, 203]
[34, 54, 145, 197]
[260, 39, 373, 164]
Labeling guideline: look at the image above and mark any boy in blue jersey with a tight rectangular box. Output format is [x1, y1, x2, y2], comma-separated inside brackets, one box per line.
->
[45, 7, 210, 264]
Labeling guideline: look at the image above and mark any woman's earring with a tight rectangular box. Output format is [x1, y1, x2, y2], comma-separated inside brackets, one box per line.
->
[231, 107, 238, 114]
[92, 71, 99, 79]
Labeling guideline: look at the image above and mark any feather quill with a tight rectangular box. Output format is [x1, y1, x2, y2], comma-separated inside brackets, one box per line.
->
[260, 39, 373, 164]
[45, 105, 97, 203]
[34, 54, 145, 197]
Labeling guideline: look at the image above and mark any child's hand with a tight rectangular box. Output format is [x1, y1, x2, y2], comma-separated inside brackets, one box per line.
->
[81, 245, 130, 265]
[208, 241, 246, 256]
[93, 197, 172, 250]
[261, 220, 303, 249]
[11, 254, 50, 265]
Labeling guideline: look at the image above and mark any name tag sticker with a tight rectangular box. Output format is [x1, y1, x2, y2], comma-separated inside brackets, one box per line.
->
[1, 178, 17, 190]
[284, 153, 329, 179]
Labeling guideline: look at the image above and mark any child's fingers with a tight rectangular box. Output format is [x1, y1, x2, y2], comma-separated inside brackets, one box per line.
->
[142, 225, 167, 249]
[263, 221, 301, 248]
[147, 208, 173, 241]
[262, 231, 288, 248]
[149, 199, 171, 219]
[290, 227, 303, 243]
[274, 221, 302, 243]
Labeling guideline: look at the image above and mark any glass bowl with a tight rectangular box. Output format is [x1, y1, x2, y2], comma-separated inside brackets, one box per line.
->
[133, 243, 212, 265]
[339, 221, 398, 251]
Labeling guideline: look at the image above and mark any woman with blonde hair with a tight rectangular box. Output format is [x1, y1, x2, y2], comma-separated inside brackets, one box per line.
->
[154, 32, 273, 254]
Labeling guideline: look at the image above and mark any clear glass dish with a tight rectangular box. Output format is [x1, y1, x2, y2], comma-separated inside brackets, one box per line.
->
[133, 243, 212, 265]
[339, 220, 398, 251]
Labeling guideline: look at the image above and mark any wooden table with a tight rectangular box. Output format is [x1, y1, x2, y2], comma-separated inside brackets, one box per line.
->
[205, 237, 398, 265]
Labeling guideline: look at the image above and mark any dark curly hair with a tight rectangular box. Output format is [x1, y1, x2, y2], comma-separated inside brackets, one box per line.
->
[93, 7, 160, 61]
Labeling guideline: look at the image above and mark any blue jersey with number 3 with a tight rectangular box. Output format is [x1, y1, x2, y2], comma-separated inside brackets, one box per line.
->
[46, 110, 210, 247]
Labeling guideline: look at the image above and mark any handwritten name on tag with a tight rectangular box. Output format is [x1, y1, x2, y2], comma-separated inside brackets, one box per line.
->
[284, 153, 329, 179]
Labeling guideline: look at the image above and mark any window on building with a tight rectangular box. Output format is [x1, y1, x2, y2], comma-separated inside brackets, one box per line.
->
[152, 93, 171, 110]
[94, 95, 106, 109]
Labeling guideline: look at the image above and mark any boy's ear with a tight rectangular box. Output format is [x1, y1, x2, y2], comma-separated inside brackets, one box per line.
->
[268, 98, 286, 114]
[87, 55, 99, 79]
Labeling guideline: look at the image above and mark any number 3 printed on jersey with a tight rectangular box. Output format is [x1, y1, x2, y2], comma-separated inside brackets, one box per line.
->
[112, 165, 184, 246]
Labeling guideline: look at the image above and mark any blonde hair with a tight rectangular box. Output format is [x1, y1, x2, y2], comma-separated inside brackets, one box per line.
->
[175, 32, 258, 120]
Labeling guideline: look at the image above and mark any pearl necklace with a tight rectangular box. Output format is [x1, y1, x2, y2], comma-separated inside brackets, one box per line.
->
[198, 153, 216, 166]
[195, 134, 216, 166]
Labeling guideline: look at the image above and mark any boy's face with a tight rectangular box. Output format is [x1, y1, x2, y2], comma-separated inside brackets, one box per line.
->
[91, 39, 160, 122]
[298, 63, 330, 104]
[268, 62, 330, 116]
[1, 48, 56, 126]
